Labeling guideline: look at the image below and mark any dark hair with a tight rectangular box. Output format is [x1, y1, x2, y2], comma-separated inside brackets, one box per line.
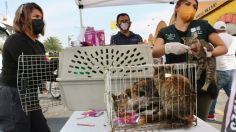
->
[116, 13, 130, 23]
[13, 2, 44, 35]
[174, 0, 198, 18]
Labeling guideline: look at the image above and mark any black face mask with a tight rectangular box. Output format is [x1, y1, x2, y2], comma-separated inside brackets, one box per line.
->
[31, 19, 44, 35]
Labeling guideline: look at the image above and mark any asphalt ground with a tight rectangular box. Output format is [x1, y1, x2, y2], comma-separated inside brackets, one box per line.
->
[206, 90, 228, 131]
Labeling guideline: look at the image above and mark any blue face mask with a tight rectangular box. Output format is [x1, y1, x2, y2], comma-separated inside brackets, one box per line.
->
[31, 19, 44, 35]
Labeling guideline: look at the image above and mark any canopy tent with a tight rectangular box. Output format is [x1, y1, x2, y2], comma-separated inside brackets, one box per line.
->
[74, 0, 224, 28]
[74, 0, 223, 8]
[75, 0, 175, 8]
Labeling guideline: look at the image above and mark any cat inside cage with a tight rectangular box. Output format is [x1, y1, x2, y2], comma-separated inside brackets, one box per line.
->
[107, 64, 197, 131]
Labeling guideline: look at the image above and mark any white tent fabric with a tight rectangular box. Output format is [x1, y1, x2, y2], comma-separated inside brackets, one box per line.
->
[74, 0, 222, 8]
[74, 0, 224, 27]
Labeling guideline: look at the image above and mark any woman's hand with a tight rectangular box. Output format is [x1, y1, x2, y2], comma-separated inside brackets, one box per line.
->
[203, 47, 212, 57]
[165, 42, 191, 55]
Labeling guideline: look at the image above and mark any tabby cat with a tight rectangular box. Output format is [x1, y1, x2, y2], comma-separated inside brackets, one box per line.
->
[182, 33, 216, 91]
[112, 78, 160, 117]
[153, 66, 196, 127]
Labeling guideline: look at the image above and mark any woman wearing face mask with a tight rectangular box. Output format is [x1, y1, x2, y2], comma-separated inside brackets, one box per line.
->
[110, 13, 143, 45]
[152, 0, 227, 121]
[0, 3, 51, 132]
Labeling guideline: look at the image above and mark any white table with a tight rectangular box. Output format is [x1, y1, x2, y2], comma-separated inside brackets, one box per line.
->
[60, 111, 220, 132]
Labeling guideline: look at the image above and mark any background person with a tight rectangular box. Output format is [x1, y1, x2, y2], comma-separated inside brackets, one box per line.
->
[0, 3, 51, 132]
[152, 0, 227, 120]
[110, 13, 143, 45]
[208, 21, 236, 121]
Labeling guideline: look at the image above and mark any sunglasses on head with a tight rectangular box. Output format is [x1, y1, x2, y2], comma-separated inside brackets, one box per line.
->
[19, 3, 32, 15]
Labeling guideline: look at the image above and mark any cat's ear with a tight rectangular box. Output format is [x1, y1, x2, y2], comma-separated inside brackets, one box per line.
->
[125, 88, 131, 98]
[181, 37, 187, 44]
[153, 65, 165, 75]
[112, 94, 117, 100]
[192, 32, 198, 38]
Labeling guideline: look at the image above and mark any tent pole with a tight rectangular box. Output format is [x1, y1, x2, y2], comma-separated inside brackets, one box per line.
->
[75, 0, 84, 28]
[79, 8, 84, 28]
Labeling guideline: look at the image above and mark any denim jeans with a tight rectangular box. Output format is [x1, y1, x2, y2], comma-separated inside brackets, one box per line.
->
[209, 70, 234, 115]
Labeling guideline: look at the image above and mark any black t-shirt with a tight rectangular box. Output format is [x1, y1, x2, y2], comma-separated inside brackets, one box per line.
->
[157, 20, 216, 64]
[1, 32, 45, 87]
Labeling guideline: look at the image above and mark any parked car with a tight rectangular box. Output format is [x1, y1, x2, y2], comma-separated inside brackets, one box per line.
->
[0, 22, 11, 72]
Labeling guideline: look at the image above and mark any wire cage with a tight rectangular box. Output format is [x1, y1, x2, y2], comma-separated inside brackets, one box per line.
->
[105, 64, 197, 131]
[17, 55, 61, 112]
